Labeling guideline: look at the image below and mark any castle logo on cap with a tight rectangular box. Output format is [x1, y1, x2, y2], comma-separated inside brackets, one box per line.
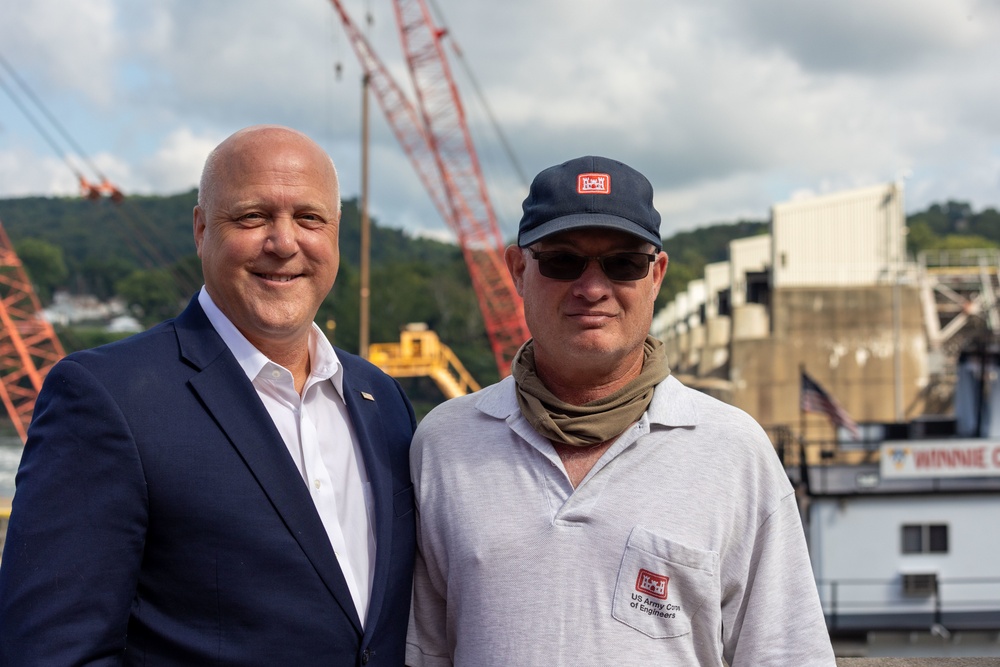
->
[577, 173, 611, 195]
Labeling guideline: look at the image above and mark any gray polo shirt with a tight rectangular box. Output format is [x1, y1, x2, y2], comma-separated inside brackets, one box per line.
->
[406, 375, 836, 666]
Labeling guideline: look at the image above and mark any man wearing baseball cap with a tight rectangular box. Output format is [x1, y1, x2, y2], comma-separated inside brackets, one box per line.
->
[406, 156, 835, 665]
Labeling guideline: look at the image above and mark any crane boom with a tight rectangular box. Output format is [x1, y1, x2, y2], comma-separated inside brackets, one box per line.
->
[328, 0, 529, 376]
[0, 219, 65, 441]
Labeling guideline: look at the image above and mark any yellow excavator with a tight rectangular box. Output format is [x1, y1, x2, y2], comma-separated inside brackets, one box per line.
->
[367, 324, 480, 399]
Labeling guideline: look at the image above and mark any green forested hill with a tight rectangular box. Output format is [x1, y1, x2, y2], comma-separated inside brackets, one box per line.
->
[1, 192, 997, 408]
[0, 190, 467, 302]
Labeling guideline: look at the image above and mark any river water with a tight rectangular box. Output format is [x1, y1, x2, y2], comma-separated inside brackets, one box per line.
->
[0, 437, 22, 498]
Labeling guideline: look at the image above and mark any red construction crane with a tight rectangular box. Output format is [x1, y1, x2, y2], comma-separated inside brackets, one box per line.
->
[328, 0, 530, 377]
[0, 220, 66, 441]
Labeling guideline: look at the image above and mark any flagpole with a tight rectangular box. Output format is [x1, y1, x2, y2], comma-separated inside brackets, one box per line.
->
[798, 364, 811, 496]
[799, 363, 807, 446]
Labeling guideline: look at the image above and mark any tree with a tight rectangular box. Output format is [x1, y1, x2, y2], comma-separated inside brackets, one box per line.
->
[906, 220, 939, 256]
[14, 237, 69, 304]
[116, 268, 186, 326]
[78, 256, 137, 300]
[934, 234, 998, 251]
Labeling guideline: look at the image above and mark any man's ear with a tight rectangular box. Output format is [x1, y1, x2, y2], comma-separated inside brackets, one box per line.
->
[504, 245, 527, 296]
[650, 251, 668, 298]
[193, 206, 206, 257]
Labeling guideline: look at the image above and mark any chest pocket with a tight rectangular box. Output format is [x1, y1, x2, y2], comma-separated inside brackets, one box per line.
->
[611, 526, 719, 639]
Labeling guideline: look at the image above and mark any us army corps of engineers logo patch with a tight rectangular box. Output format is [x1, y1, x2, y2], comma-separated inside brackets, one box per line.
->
[630, 569, 678, 618]
[636, 569, 669, 599]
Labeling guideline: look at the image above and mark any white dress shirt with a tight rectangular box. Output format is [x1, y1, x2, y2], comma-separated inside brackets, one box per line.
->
[198, 288, 375, 624]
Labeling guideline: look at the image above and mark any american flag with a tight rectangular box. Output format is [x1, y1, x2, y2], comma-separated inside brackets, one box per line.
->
[800, 371, 860, 441]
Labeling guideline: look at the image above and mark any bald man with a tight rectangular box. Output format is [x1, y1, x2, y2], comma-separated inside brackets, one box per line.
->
[0, 126, 417, 666]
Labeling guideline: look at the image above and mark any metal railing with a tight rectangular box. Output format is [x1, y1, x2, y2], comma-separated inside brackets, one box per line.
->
[818, 576, 1000, 634]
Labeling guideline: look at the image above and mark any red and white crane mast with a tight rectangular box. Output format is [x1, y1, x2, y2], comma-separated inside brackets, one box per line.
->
[328, 0, 530, 376]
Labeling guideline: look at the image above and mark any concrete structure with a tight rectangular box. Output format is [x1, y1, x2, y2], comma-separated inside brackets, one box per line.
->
[729, 234, 771, 308]
[773, 184, 906, 288]
[731, 284, 928, 432]
[699, 262, 730, 377]
[656, 182, 926, 437]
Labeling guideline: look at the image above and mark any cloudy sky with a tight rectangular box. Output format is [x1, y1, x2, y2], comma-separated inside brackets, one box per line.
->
[0, 0, 997, 244]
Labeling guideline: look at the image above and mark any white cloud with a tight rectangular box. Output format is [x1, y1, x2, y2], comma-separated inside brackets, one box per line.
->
[0, 146, 78, 197]
[721, 0, 992, 74]
[0, 0, 120, 107]
[134, 127, 221, 195]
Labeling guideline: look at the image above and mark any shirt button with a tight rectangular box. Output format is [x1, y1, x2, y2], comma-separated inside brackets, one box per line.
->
[313, 478, 321, 489]
[271, 369, 281, 379]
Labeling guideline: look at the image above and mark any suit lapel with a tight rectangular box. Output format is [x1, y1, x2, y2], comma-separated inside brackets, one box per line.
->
[174, 299, 364, 634]
[340, 368, 394, 634]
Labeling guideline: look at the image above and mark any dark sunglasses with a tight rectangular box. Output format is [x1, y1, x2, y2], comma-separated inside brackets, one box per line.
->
[528, 249, 656, 282]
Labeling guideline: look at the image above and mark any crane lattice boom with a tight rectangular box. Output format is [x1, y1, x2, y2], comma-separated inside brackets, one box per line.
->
[0, 219, 65, 441]
[329, 0, 529, 376]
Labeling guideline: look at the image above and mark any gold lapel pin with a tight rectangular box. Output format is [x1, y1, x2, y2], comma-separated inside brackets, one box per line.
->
[361, 391, 375, 401]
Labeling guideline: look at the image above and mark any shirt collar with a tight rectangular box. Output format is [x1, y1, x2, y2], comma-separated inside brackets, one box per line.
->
[197, 286, 345, 399]
[477, 373, 698, 429]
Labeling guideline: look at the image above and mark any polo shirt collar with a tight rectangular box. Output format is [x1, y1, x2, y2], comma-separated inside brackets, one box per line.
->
[477, 373, 698, 429]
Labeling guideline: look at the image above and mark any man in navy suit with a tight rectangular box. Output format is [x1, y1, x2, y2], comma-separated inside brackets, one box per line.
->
[0, 125, 417, 665]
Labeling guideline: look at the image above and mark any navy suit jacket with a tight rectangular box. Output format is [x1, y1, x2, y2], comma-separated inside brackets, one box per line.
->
[0, 298, 417, 666]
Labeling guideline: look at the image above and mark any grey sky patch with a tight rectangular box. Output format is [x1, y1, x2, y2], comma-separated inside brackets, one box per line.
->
[722, 0, 989, 75]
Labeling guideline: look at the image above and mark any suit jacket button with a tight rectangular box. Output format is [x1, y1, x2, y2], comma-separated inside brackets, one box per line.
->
[361, 648, 372, 664]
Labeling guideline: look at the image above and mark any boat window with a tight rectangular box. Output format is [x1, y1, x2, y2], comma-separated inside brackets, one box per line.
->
[901, 523, 949, 554]
[902, 525, 922, 553]
[928, 524, 948, 553]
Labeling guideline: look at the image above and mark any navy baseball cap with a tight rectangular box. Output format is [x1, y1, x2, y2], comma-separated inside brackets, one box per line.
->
[517, 155, 662, 250]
